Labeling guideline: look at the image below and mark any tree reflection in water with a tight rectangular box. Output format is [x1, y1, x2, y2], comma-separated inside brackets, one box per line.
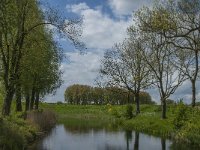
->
[134, 132, 139, 150]
[161, 138, 166, 150]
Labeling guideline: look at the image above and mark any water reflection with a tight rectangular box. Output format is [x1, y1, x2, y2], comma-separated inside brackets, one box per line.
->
[161, 138, 166, 150]
[134, 132, 139, 150]
[30, 123, 173, 150]
[125, 131, 140, 150]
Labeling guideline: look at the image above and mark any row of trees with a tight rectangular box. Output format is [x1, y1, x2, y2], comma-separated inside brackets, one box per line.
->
[99, 0, 200, 118]
[0, 0, 82, 115]
[64, 84, 154, 105]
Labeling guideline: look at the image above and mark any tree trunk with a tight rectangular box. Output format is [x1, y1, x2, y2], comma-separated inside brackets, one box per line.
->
[34, 92, 39, 110]
[191, 80, 196, 107]
[16, 84, 22, 112]
[30, 88, 35, 110]
[134, 132, 139, 150]
[135, 92, 140, 114]
[161, 97, 167, 119]
[2, 88, 15, 116]
[25, 93, 30, 111]
[127, 91, 130, 104]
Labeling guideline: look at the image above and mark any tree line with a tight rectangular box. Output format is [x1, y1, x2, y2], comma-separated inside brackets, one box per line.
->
[0, 0, 82, 116]
[64, 84, 154, 105]
[99, 0, 200, 119]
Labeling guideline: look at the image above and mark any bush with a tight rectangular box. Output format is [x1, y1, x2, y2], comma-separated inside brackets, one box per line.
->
[124, 105, 133, 119]
[154, 105, 162, 112]
[57, 101, 63, 105]
[173, 101, 189, 130]
[110, 108, 121, 118]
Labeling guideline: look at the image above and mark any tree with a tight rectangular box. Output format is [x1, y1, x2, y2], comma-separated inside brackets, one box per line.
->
[100, 34, 151, 114]
[133, 2, 187, 118]
[20, 29, 62, 111]
[138, 32, 184, 119]
[137, 0, 200, 107]
[64, 84, 153, 105]
[0, 0, 83, 115]
[165, 0, 200, 107]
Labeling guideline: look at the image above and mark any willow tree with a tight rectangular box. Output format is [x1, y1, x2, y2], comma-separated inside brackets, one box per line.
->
[0, 0, 83, 115]
[20, 28, 62, 111]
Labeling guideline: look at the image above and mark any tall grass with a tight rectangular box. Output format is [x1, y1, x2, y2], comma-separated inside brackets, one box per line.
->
[26, 110, 57, 131]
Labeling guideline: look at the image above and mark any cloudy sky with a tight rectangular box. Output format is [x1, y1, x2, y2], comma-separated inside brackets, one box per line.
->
[43, 0, 199, 104]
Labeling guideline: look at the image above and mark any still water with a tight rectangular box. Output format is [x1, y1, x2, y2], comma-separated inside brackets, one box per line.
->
[31, 124, 172, 150]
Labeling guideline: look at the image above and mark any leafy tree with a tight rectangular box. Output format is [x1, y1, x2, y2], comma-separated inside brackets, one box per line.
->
[137, 31, 184, 119]
[0, 0, 83, 115]
[99, 33, 151, 113]
[64, 84, 153, 105]
[137, 0, 200, 107]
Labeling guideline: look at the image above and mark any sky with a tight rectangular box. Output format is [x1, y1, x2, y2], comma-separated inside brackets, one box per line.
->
[43, 0, 200, 104]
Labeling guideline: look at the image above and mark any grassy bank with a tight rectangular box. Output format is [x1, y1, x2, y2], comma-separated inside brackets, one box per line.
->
[40, 103, 200, 147]
[1, 101, 199, 148]
[40, 103, 114, 123]
[0, 109, 57, 150]
[0, 114, 37, 149]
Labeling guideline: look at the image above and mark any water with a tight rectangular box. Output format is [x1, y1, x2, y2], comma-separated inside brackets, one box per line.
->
[31, 124, 172, 150]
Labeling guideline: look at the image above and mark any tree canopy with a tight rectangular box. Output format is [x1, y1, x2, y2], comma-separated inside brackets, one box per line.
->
[64, 84, 154, 105]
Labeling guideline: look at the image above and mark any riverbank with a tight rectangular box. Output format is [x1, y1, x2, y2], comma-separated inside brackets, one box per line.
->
[0, 110, 57, 149]
[2, 102, 199, 149]
[40, 103, 200, 147]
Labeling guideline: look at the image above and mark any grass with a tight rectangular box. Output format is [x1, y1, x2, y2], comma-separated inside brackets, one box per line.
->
[0, 99, 57, 149]
[40, 103, 114, 123]
[40, 103, 200, 147]
[1, 98, 200, 148]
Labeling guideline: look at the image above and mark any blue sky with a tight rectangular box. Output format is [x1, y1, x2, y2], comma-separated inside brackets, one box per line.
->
[42, 0, 200, 104]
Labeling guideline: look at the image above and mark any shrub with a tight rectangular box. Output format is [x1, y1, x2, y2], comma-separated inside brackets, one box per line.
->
[154, 105, 162, 112]
[57, 101, 63, 105]
[124, 105, 133, 119]
[173, 101, 189, 130]
[110, 108, 121, 118]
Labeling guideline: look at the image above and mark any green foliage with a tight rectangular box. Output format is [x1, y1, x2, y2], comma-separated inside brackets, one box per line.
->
[39, 103, 200, 146]
[57, 101, 63, 105]
[64, 84, 153, 105]
[0, 114, 37, 150]
[173, 101, 189, 130]
[124, 105, 133, 119]
[139, 92, 155, 104]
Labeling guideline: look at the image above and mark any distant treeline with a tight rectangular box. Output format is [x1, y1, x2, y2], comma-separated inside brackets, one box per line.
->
[64, 84, 154, 105]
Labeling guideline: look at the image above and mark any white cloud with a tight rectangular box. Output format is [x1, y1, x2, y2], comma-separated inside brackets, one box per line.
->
[66, 2, 132, 49]
[66, 3, 89, 14]
[46, 3, 133, 102]
[108, 0, 153, 16]
[46, 1, 200, 104]
[45, 51, 103, 102]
